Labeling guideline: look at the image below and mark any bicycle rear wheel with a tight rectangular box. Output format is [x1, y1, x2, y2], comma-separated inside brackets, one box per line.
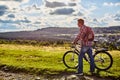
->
[63, 51, 79, 69]
[93, 51, 113, 71]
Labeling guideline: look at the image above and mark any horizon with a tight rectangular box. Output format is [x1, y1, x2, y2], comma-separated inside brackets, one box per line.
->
[0, 25, 120, 33]
[0, 0, 120, 32]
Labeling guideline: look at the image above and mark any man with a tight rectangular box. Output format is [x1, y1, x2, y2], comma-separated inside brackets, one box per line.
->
[73, 19, 95, 75]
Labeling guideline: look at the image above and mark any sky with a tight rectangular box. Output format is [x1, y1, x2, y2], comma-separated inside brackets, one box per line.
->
[0, 0, 120, 32]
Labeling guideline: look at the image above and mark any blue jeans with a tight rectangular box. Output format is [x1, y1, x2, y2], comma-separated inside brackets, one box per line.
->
[78, 46, 95, 73]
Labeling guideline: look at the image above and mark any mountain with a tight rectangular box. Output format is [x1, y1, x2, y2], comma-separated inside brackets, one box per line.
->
[93, 26, 120, 34]
[0, 26, 120, 41]
[0, 27, 79, 41]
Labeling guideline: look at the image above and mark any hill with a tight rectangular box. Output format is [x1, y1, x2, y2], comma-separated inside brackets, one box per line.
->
[0, 26, 120, 41]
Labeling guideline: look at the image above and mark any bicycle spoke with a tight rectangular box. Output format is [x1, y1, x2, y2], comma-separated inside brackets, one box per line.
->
[63, 51, 78, 68]
[94, 51, 113, 70]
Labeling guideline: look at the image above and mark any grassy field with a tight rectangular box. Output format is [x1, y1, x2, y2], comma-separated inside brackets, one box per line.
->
[0, 44, 120, 79]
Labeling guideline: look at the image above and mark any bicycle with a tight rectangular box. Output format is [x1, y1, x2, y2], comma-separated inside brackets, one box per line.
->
[63, 41, 113, 71]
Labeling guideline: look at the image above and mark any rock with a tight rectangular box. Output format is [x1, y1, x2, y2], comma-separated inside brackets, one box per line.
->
[65, 74, 88, 80]
[1, 66, 9, 71]
[5, 74, 12, 77]
[35, 76, 40, 80]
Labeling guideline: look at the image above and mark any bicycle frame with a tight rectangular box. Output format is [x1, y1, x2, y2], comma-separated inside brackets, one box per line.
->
[72, 43, 109, 62]
[72, 45, 90, 62]
[63, 42, 113, 70]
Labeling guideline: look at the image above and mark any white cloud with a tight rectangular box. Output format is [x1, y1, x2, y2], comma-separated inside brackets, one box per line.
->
[98, 12, 120, 27]
[46, 0, 80, 3]
[103, 2, 120, 7]
[83, 5, 97, 17]
[42, 0, 82, 16]
[89, 6, 97, 12]
[50, 8, 75, 15]
[0, 0, 119, 32]
[0, 0, 98, 31]
[45, 0, 66, 8]
[0, 0, 29, 9]
[115, 3, 120, 6]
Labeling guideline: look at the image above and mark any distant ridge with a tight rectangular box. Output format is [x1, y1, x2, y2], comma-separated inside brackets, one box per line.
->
[0, 26, 120, 41]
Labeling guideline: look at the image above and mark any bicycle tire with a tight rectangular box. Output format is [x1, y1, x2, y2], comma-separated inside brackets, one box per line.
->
[93, 51, 113, 71]
[63, 51, 79, 69]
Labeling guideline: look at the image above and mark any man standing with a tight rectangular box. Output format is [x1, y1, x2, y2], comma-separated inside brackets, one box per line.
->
[73, 19, 95, 75]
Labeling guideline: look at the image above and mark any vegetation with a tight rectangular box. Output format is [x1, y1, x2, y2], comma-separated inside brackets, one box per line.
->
[0, 39, 71, 47]
[0, 44, 69, 74]
[0, 43, 120, 79]
[0, 39, 120, 51]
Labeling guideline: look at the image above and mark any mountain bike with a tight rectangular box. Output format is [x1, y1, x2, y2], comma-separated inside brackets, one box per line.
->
[63, 41, 113, 71]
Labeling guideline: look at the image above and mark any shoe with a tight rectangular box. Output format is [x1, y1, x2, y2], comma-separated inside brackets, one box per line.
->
[75, 73, 84, 76]
[88, 71, 96, 75]
[91, 72, 96, 75]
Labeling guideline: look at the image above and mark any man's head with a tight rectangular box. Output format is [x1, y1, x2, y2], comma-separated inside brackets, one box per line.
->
[77, 19, 84, 27]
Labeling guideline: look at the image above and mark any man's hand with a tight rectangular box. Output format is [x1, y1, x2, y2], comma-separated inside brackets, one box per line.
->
[72, 41, 77, 45]
[71, 42, 76, 48]
[71, 45, 75, 48]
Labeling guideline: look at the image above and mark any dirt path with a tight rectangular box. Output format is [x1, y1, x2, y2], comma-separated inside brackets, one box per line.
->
[0, 70, 115, 80]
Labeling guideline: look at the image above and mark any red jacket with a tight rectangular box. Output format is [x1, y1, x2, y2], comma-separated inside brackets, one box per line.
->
[73, 25, 94, 46]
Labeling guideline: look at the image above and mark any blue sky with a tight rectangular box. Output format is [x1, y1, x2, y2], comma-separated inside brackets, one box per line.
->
[0, 0, 120, 32]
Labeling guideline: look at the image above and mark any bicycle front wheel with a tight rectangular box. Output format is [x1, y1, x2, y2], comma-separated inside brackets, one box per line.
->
[63, 51, 79, 69]
[94, 51, 113, 71]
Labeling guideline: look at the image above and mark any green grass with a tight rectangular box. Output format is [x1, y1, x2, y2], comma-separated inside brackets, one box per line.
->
[0, 44, 120, 79]
[0, 44, 68, 74]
